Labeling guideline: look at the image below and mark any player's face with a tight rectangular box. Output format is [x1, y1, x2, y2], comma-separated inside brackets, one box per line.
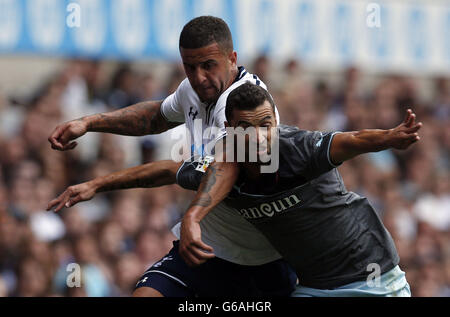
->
[229, 101, 277, 163]
[180, 42, 237, 104]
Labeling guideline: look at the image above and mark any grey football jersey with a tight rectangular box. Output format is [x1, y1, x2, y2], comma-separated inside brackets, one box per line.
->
[177, 125, 399, 288]
[224, 125, 399, 288]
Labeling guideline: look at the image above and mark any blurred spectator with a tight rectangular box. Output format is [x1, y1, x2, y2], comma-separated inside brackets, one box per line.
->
[114, 252, 142, 296]
[432, 77, 450, 120]
[251, 55, 271, 85]
[15, 257, 50, 296]
[107, 64, 140, 110]
[413, 174, 450, 232]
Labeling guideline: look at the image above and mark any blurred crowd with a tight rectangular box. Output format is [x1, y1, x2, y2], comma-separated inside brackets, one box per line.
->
[0, 57, 448, 297]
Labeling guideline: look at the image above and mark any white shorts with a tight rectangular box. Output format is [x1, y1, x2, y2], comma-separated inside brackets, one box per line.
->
[291, 265, 411, 297]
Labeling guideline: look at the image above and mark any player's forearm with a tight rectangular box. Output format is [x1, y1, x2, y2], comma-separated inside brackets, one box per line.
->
[92, 160, 180, 193]
[81, 100, 165, 136]
[331, 109, 422, 164]
[330, 129, 391, 163]
[184, 161, 239, 222]
[348, 129, 392, 152]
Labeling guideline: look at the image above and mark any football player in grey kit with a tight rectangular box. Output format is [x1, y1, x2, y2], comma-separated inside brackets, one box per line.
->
[203, 82, 419, 296]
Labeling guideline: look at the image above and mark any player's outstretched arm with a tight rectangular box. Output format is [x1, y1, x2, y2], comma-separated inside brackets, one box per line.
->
[48, 100, 181, 151]
[179, 160, 240, 267]
[46, 160, 182, 212]
[330, 108, 422, 165]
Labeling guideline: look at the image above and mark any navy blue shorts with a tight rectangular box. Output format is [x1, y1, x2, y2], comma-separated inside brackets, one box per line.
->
[135, 240, 297, 297]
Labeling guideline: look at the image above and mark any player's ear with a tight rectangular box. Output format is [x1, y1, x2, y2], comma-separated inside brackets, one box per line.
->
[228, 51, 237, 67]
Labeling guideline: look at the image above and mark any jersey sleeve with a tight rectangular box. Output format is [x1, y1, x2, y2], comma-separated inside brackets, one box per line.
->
[175, 157, 203, 191]
[291, 131, 342, 180]
[160, 79, 188, 123]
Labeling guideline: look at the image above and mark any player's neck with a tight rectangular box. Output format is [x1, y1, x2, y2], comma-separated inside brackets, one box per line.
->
[226, 66, 239, 89]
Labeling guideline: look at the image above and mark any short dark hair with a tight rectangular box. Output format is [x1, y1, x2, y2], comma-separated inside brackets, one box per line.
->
[179, 16, 233, 52]
[225, 82, 276, 122]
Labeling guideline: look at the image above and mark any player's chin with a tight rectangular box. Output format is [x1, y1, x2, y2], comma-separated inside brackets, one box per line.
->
[200, 89, 219, 103]
[257, 151, 272, 163]
[257, 147, 271, 155]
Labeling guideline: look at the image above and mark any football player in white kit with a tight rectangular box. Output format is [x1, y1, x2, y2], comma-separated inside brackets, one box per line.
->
[48, 16, 296, 297]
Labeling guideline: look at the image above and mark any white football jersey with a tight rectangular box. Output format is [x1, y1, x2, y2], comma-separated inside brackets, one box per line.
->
[161, 66, 282, 265]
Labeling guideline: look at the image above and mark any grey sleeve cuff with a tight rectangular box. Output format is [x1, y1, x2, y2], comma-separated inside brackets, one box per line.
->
[327, 131, 342, 168]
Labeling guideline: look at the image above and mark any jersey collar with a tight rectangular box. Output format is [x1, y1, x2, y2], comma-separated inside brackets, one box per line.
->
[233, 66, 247, 84]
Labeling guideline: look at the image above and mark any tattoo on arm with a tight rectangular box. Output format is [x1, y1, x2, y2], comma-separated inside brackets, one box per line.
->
[189, 193, 212, 208]
[147, 105, 161, 134]
[119, 104, 152, 135]
[87, 101, 169, 135]
[99, 178, 158, 192]
[99, 177, 156, 192]
[202, 165, 224, 193]
[147, 105, 181, 133]
[189, 165, 224, 208]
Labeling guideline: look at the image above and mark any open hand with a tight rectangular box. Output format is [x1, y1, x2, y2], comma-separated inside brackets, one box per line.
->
[48, 119, 88, 151]
[179, 215, 215, 267]
[388, 109, 422, 150]
[46, 181, 97, 212]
